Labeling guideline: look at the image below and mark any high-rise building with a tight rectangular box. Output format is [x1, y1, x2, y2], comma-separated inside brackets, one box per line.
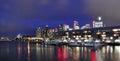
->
[57, 24, 64, 31]
[44, 25, 50, 38]
[63, 24, 69, 31]
[43, 25, 54, 38]
[93, 16, 104, 28]
[36, 27, 42, 37]
[73, 20, 80, 30]
[36, 25, 54, 39]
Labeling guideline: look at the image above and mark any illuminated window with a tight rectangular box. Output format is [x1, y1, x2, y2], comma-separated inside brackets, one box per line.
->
[88, 35, 91, 37]
[102, 35, 106, 37]
[84, 31, 87, 33]
[96, 32, 101, 35]
[79, 36, 81, 37]
[110, 37, 113, 39]
[114, 34, 118, 37]
[103, 32, 106, 34]
[88, 31, 91, 33]
[113, 29, 119, 32]
[119, 29, 120, 31]
[73, 36, 76, 38]
[72, 32, 75, 34]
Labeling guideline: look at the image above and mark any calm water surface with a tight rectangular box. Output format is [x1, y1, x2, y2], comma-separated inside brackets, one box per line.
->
[0, 41, 120, 61]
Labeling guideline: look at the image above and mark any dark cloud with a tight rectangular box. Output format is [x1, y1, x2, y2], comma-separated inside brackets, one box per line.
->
[3, 0, 85, 20]
[85, 0, 120, 26]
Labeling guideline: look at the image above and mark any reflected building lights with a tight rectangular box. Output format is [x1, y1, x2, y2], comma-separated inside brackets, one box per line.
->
[36, 43, 41, 61]
[57, 47, 67, 61]
[102, 47, 106, 54]
[27, 42, 31, 61]
[73, 48, 77, 61]
[18, 43, 21, 59]
[106, 46, 113, 54]
[115, 46, 120, 53]
[106, 46, 110, 53]
[115, 46, 120, 61]
[91, 51, 96, 61]
[76, 47, 80, 60]
[96, 50, 103, 61]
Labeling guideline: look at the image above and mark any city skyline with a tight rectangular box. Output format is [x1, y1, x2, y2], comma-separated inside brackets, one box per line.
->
[0, 0, 120, 37]
[1, 1, 120, 61]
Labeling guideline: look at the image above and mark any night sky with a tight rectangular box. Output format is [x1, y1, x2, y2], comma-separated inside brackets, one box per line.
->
[0, 0, 120, 37]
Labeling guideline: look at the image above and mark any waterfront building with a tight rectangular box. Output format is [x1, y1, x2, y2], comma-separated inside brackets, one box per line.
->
[93, 16, 104, 28]
[0, 37, 10, 41]
[55, 26, 120, 41]
[16, 33, 22, 39]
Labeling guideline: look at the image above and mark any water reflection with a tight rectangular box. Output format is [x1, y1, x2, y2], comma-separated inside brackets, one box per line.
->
[27, 42, 30, 61]
[17, 43, 21, 59]
[1, 42, 120, 61]
[91, 51, 96, 61]
[115, 46, 120, 61]
[57, 47, 67, 61]
[36, 43, 41, 61]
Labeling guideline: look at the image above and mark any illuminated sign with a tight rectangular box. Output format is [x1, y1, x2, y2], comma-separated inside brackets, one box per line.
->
[93, 21, 103, 28]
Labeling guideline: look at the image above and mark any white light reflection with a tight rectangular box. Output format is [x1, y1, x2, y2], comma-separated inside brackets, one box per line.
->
[115, 46, 120, 61]
[27, 42, 30, 61]
[36, 43, 41, 61]
[18, 43, 21, 59]
[106, 46, 113, 54]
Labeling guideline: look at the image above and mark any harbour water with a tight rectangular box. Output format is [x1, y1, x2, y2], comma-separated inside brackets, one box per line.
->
[0, 41, 120, 61]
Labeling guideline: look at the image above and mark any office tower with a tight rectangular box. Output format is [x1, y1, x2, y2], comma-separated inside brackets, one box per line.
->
[36, 27, 42, 37]
[63, 24, 69, 31]
[57, 24, 64, 31]
[93, 16, 104, 28]
[73, 20, 80, 30]
[44, 25, 50, 38]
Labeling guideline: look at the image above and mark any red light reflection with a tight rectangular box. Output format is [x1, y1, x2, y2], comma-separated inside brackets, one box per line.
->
[57, 47, 67, 61]
[91, 51, 96, 61]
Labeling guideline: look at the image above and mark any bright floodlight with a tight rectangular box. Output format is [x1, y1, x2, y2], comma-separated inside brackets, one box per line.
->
[98, 16, 102, 21]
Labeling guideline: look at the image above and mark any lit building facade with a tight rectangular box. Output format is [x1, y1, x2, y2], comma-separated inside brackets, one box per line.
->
[93, 17, 104, 28]
[36, 25, 54, 39]
[55, 26, 120, 41]
[74, 20, 80, 30]
[63, 24, 69, 31]
[57, 24, 64, 31]
[81, 24, 91, 29]
[36, 27, 42, 38]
